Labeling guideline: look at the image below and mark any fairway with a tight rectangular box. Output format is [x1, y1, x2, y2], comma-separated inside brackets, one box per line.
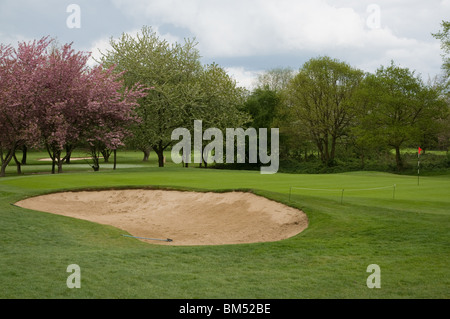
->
[0, 152, 449, 299]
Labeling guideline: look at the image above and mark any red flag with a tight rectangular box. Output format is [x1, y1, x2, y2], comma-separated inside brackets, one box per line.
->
[418, 147, 423, 155]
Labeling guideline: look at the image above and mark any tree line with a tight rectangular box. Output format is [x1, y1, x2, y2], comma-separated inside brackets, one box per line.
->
[253, 58, 448, 172]
[247, 21, 449, 172]
[1, 24, 449, 176]
[0, 27, 250, 176]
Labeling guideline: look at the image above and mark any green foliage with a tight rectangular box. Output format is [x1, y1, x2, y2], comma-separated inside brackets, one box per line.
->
[432, 20, 450, 81]
[100, 26, 249, 167]
[196, 63, 249, 130]
[255, 67, 295, 92]
[243, 87, 279, 129]
[100, 26, 204, 167]
[278, 150, 450, 175]
[354, 62, 447, 171]
[281, 56, 364, 166]
[267, 57, 449, 174]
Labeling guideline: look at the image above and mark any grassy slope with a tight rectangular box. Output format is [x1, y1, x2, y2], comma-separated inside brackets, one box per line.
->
[0, 152, 449, 298]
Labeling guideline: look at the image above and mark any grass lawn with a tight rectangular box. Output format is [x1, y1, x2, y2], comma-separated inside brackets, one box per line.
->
[0, 151, 449, 298]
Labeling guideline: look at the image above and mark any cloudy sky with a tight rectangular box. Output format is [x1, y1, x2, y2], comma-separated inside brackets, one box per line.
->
[0, 0, 448, 89]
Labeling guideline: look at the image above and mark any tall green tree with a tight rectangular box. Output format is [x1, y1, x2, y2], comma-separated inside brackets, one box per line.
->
[355, 62, 447, 170]
[195, 63, 249, 131]
[432, 20, 450, 152]
[100, 26, 203, 167]
[433, 20, 450, 83]
[243, 87, 279, 130]
[256, 67, 295, 92]
[283, 56, 364, 166]
[193, 63, 250, 167]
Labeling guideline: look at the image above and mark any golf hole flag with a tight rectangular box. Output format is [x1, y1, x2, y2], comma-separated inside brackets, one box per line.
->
[418, 147, 423, 155]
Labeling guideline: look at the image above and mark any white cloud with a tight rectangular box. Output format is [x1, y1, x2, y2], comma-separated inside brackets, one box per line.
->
[111, 0, 423, 57]
[86, 37, 111, 67]
[1, 0, 445, 92]
[225, 67, 264, 90]
[105, 0, 446, 83]
[0, 32, 33, 47]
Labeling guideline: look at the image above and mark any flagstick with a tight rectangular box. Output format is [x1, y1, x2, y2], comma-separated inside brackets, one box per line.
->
[417, 148, 421, 186]
[417, 160, 420, 186]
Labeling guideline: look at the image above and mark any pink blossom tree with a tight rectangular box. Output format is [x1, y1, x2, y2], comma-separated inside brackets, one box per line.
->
[0, 37, 147, 176]
[34, 42, 92, 174]
[36, 45, 147, 174]
[0, 37, 52, 177]
[81, 65, 147, 171]
[0, 43, 15, 176]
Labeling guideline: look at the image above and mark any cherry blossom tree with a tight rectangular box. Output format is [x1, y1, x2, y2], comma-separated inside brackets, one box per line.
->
[0, 37, 51, 177]
[0, 37, 146, 176]
[34, 42, 91, 173]
[82, 65, 147, 171]
[37, 45, 147, 174]
[0, 43, 15, 176]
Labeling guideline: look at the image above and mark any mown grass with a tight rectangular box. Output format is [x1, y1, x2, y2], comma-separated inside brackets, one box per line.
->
[0, 151, 449, 298]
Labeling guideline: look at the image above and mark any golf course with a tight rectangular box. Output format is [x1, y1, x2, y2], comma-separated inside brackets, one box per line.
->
[1, 1, 450, 307]
[0, 151, 448, 299]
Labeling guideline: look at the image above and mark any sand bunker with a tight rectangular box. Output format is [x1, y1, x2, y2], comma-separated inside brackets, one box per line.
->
[38, 157, 101, 161]
[15, 190, 308, 246]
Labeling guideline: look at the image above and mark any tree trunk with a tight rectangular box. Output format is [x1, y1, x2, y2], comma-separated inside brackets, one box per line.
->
[395, 146, 403, 171]
[101, 149, 111, 163]
[315, 139, 325, 164]
[317, 140, 329, 165]
[113, 149, 117, 170]
[21, 145, 27, 165]
[57, 162, 64, 174]
[153, 141, 167, 167]
[142, 148, 151, 162]
[65, 145, 72, 164]
[0, 146, 17, 177]
[0, 150, 13, 177]
[330, 136, 337, 166]
[323, 137, 330, 166]
[0, 163, 7, 177]
[13, 153, 22, 175]
[91, 150, 100, 171]
[46, 145, 62, 174]
[158, 153, 164, 167]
